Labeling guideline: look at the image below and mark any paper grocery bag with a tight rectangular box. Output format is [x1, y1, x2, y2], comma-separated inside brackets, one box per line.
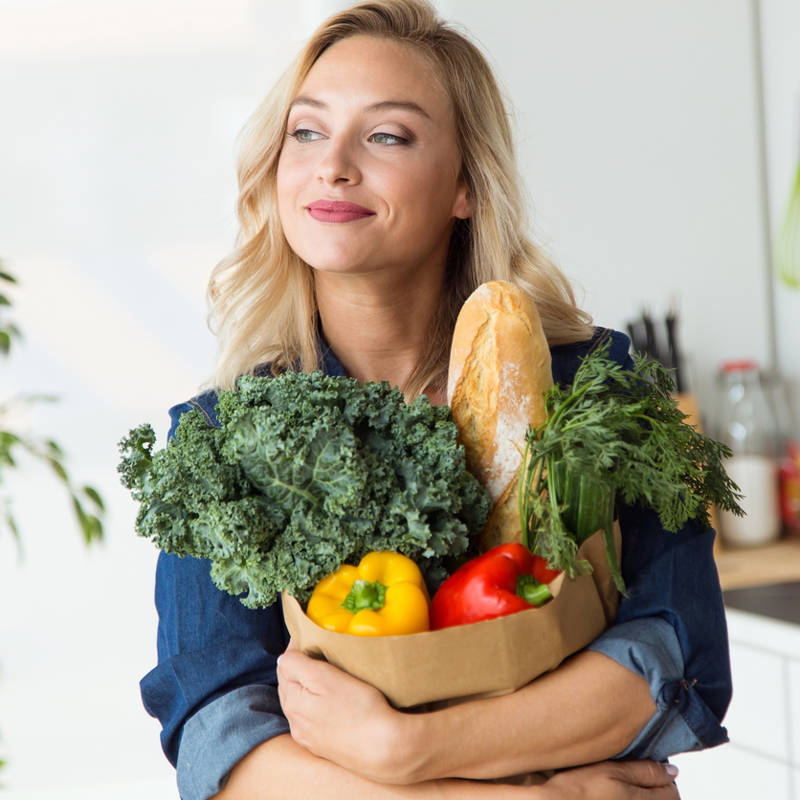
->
[282, 524, 620, 710]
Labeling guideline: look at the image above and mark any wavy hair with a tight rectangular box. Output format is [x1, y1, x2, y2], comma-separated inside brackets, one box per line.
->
[207, 0, 593, 395]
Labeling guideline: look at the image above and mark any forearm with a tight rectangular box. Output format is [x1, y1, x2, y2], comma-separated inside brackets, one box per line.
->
[212, 733, 537, 800]
[405, 650, 656, 782]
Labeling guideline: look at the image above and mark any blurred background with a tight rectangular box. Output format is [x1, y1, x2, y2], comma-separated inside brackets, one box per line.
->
[0, 0, 798, 797]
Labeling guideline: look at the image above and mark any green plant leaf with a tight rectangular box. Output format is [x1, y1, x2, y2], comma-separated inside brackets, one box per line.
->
[72, 495, 103, 544]
[520, 341, 744, 586]
[0, 431, 20, 467]
[120, 371, 491, 607]
[3, 500, 23, 556]
[7, 512, 20, 545]
[82, 485, 105, 512]
[776, 163, 800, 289]
[0, 430, 21, 446]
[46, 439, 64, 457]
[82, 514, 103, 545]
[0, 262, 105, 550]
[20, 393, 57, 404]
[49, 458, 69, 483]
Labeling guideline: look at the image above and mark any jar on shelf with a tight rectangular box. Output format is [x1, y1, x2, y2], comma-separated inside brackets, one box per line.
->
[779, 441, 800, 535]
[761, 369, 800, 535]
[715, 360, 781, 547]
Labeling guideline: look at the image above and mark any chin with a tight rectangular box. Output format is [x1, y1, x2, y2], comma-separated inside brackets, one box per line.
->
[308, 262, 376, 278]
[298, 247, 375, 275]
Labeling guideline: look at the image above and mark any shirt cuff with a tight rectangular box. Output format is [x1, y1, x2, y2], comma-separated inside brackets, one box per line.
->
[587, 617, 727, 760]
[176, 684, 290, 800]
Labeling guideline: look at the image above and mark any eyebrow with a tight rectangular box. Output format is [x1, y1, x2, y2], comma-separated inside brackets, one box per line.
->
[289, 95, 432, 120]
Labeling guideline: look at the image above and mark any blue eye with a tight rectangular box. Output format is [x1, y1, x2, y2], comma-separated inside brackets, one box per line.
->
[289, 129, 323, 143]
[369, 132, 408, 145]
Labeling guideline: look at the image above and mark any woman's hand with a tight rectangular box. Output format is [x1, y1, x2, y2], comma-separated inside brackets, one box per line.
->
[276, 643, 413, 784]
[539, 760, 680, 799]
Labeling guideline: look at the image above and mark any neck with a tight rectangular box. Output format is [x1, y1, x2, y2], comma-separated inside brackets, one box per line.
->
[315, 270, 445, 397]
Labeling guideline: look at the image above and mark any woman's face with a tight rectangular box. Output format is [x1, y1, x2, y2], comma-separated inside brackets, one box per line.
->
[276, 34, 470, 284]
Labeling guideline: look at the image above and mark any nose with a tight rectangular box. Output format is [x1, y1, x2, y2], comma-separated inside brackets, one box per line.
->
[316, 137, 361, 187]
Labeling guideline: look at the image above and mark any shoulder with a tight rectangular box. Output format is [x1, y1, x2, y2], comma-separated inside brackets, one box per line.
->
[166, 349, 345, 442]
[164, 333, 625, 435]
[549, 327, 632, 388]
[165, 362, 277, 442]
[167, 388, 221, 441]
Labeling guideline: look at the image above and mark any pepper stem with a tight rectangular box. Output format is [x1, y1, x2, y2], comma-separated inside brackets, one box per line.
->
[341, 579, 387, 614]
[516, 574, 552, 607]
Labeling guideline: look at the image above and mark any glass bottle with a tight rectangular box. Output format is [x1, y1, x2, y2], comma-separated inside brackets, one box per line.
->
[716, 360, 781, 547]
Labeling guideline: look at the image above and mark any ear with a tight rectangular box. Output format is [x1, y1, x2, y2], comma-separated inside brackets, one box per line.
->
[451, 176, 472, 220]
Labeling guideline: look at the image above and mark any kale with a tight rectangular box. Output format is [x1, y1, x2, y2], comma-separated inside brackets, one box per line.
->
[118, 371, 490, 608]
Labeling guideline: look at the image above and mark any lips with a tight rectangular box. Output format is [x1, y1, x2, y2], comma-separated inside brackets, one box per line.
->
[306, 200, 376, 223]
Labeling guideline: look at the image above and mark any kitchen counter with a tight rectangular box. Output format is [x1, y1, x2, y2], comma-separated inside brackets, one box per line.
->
[723, 580, 800, 626]
[715, 535, 800, 591]
[668, 536, 800, 799]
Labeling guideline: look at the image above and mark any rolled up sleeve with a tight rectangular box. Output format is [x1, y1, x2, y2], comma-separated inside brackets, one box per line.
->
[140, 549, 291, 799]
[176, 684, 290, 800]
[589, 617, 715, 760]
[587, 503, 732, 761]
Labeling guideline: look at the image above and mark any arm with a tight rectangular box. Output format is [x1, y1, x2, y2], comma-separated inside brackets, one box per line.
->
[590, 505, 731, 760]
[139, 398, 295, 798]
[153, 551, 666, 799]
[213, 735, 680, 800]
[277, 643, 655, 784]
[140, 550, 293, 798]
[551, 329, 732, 761]
[278, 510, 730, 784]
[414, 517, 731, 779]
[213, 734, 535, 800]
[404, 650, 655, 781]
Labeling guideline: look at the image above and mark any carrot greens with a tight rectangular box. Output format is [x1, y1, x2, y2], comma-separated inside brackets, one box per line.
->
[519, 344, 744, 592]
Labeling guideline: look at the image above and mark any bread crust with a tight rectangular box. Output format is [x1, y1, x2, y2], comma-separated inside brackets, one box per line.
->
[447, 282, 553, 550]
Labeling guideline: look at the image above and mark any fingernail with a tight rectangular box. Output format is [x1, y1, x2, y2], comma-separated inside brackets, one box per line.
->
[665, 764, 679, 777]
[276, 655, 282, 667]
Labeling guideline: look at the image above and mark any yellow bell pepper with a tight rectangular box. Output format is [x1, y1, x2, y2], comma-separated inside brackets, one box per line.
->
[306, 551, 430, 636]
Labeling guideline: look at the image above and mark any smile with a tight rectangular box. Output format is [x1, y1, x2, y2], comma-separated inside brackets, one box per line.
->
[306, 200, 376, 223]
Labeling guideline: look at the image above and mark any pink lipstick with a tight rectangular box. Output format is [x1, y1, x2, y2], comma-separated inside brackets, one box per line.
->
[306, 200, 375, 223]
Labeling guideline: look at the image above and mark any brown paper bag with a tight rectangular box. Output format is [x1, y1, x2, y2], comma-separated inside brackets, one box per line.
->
[282, 524, 620, 710]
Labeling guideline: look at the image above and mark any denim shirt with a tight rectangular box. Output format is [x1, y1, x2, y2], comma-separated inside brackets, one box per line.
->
[140, 328, 731, 800]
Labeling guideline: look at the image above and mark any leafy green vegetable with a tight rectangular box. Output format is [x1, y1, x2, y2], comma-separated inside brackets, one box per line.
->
[118, 371, 491, 607]
[519, 344, 744, 592]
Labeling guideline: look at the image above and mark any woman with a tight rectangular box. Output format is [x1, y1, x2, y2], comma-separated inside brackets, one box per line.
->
[141, 2, 730, 798]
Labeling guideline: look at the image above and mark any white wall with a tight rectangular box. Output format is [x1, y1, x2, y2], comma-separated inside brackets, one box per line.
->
[440, 0, 794, 429]
[0, 4, 317, 796]
[761, 0, 800, 433]
[0, 1, 796, 797]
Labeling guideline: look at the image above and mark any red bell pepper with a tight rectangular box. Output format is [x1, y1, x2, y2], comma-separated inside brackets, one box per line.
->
[430, 543, 561, 630]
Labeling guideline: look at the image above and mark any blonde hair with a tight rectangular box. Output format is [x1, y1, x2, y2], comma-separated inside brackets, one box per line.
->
[207, 0, 593, 396]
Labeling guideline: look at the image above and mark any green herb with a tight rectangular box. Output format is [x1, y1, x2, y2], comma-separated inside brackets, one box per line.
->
[0, 267, 105, 549]
[118, 371, 490, 608]
[518, 344, 744, 592]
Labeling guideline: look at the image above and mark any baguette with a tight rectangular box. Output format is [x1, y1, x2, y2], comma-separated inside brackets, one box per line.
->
[447, 282, 553, 550]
